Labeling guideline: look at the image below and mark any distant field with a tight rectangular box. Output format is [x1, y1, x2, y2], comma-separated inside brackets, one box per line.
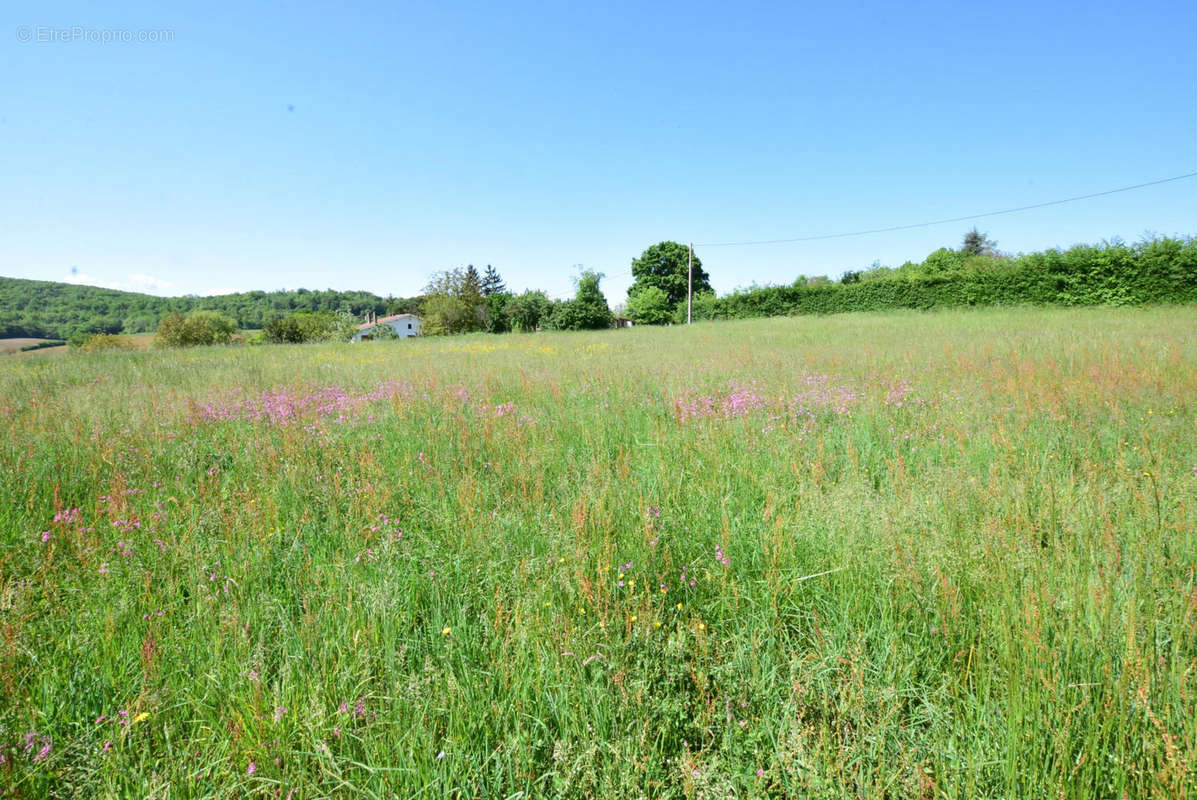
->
[0, 337, 64, 354]
[1, 307, 1194, 797]
[3, 333, 159, 359]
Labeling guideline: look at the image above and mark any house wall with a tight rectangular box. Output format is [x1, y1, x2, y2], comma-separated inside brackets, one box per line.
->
[351, 317, 423, 342]
[392, 318, 421, 338]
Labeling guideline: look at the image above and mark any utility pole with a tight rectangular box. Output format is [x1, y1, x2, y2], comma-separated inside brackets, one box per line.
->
[687, 242, 693, 325]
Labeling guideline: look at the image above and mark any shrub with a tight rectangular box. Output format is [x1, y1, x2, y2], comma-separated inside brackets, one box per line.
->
[18, 339, 66, 352]
[262, 311, 357, 343]
[712, 236, 1197, 320]
[75, 333, 136, 351]
[544, 271, 614, 331]
[357, 322, 401, 341]
[505, 290, 552, 333]
[626, 286, 672, 325]
[155, 311, 237, 347]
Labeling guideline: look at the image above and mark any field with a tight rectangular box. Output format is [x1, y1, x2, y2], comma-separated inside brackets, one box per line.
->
[0, 335, 158, 360]
[0, 339, 65, 356]
[2, 307, 1195, 798]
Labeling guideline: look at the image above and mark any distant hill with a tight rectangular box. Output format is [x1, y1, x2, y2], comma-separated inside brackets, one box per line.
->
[0, 276, 421, 339]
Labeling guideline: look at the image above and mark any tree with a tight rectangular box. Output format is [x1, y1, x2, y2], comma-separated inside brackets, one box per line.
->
[626, 285, 672, 325]
[462, 265, 484, 305]
[155, 310, 237, 347]
[961, 228, 998, 256]
[629, 242, 711, 307]
[545, 270, 614, 331]
[262, 311, 358, 343]
[921, 248, 967, 275]
[482, 292, 513, 333]
[79, 315, 124, 336]
[481, 265, 506, 296]
[421, 291, 474, 336]
[420, 269, 483, 335]
[684, 290, 718, 322]
[505, 290, 552, 332]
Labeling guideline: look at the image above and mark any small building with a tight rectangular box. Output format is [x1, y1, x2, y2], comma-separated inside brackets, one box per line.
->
[614, 316, 634, 328]
[352, 313, 422, 342]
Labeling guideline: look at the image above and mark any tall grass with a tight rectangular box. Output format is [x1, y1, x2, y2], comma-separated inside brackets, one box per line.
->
[1, 307, 1194, 798]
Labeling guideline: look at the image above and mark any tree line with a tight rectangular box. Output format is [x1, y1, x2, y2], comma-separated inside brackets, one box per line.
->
[712, 232, 1197, 320]
[3, 232, 1195, 346]
[0, 280, 419, 341]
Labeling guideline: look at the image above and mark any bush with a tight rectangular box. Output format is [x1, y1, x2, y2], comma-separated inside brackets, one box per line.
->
[357, 322, 401, 341]
[713, 236, 1197, 320]
[75, 333, 136, 352]
[155, 311, 237, 347]
[505, 290, 552, 332]
[676, 290, 718, 323]
[263, 311, 357, 344]
[626, 286, 672, 325]
[18, 339, 66, 352]
[544, 271, 614, 331]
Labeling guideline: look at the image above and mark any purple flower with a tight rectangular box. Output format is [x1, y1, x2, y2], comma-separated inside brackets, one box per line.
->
[33, 740, 51, 763]
[273, 706, 286, 722]
[247, 760, 256, 775]
[40, 530, 51, 543]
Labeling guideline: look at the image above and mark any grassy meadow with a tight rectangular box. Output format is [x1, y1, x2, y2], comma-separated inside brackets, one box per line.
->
[1, 307, 1195, 798]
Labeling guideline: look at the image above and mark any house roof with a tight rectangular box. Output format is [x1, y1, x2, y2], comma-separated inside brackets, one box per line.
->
[356, 313, 419, 330]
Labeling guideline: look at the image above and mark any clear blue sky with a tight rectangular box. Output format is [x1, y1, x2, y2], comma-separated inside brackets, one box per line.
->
[3, 0, 1195, 301]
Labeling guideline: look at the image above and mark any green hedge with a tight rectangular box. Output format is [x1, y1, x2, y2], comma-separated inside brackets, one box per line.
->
[17, 339, 66, 352]
[715, 237, 1197, 319]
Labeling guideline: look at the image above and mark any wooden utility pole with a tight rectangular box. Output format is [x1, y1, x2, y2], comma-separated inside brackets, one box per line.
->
[687, 243, 693, 325]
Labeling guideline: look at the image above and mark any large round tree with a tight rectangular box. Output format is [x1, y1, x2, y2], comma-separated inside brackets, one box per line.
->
[629, 241, 712, 307]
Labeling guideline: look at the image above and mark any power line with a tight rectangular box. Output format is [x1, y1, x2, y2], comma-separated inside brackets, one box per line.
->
[695, 170, 1197, 248]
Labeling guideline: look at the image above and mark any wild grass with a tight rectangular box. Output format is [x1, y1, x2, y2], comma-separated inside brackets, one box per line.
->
[1, 306, 1194, 798]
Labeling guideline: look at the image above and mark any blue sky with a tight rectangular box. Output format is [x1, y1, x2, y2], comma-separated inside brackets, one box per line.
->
[3, 0, 1195, 301]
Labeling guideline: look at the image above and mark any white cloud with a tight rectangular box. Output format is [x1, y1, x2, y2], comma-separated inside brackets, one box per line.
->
[62, 270, 179, 296]
[126, 273, 176, 294]
[63, 270, 110, 288]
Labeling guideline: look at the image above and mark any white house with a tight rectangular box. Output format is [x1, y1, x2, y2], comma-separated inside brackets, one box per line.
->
[352, 313, 423, 342]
